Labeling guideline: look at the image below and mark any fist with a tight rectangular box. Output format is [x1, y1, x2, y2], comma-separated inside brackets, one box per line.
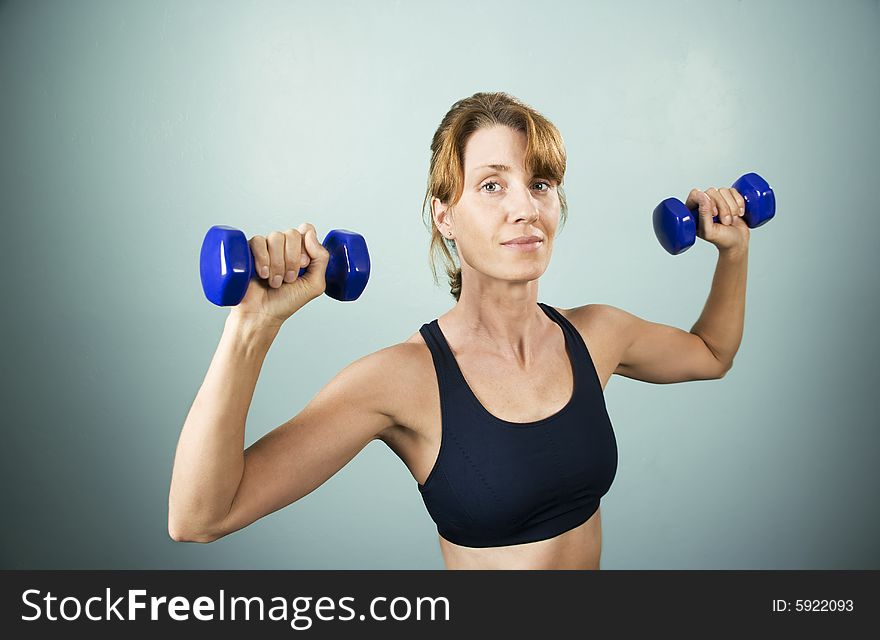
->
[684, 186, 750, 253]
[234, 223, 331, 324]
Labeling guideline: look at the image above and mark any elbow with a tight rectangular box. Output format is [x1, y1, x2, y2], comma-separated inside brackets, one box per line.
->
[168, 519, 222, 544]
[715, 358, 734, 379]
[167, 495, 228, 543]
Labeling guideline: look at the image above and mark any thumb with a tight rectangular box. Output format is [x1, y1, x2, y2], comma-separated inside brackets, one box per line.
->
[684, 189, 715, 215]
[686, 190, 717, 239]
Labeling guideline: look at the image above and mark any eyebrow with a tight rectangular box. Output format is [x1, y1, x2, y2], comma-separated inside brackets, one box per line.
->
[473, 164, 513, 173]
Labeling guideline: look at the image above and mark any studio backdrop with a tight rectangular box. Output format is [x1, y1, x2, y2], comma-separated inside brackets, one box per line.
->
[1, 0, 877, 569]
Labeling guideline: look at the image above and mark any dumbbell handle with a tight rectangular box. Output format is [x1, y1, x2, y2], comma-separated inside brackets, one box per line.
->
[200, 226, 370, 306]
[653, 172, 775, 255]
[704, 173, 775, 228]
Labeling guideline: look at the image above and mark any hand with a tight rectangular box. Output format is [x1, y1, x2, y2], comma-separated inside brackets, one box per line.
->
[230, 223, 331, 326]
[685, 186, 751, 254]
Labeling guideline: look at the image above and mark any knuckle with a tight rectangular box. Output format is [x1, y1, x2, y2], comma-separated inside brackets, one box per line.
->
[284, 229, 302, 248]
[299, 223, 317, 238]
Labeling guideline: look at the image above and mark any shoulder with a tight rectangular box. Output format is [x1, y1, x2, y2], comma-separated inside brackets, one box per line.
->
[345, 331, 434, 438]
[559, 302, 622, 322]
[351, 335, 432, 387]
[396, 331, 436, 388]
[552, 303, 625, 339]
[549, 304, 633, 384]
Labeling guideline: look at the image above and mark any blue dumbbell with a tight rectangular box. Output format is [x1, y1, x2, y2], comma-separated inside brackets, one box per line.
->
[199, 226, 370, 306]
[653, 172, 776, 255]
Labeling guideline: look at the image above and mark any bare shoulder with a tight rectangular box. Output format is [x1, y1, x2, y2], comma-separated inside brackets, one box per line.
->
[556, 303, 622, 344]
[553, 303, 630, 388]
[382, 330, 431, 367]
[355, 331, 434, 439]
[354, 337, 427, 377]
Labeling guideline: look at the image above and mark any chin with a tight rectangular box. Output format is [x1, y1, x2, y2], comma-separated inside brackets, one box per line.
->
[513, 268, 545, 283]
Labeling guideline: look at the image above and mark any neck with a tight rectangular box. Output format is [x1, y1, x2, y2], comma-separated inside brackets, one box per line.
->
[447, 276, 546, 368]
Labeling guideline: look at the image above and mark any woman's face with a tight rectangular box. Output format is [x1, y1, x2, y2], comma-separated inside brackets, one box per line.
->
[433, 125, 561, 288]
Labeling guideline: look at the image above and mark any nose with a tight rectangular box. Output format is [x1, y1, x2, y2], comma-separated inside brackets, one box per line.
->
[509, 187, 541, 225]
[513, 206, 540, 226]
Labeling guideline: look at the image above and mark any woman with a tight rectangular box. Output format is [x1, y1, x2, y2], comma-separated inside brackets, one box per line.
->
[168, 92, 750, 569]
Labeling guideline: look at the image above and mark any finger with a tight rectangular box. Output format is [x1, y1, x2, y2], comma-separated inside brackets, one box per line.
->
[249, 235, 270, 279]
[282, 228, 304, 282]
[730, 187, 746, 216]
[704, 187, 732, 225]
[296, 223, 316, 263]
[682, 189, 716, 239]
[266, 231, 286, 288]
[696, 198, 717, 239]
[684, 188, 716, 216]
[717, 188, 739, 225]
[299, 223, 330, 273]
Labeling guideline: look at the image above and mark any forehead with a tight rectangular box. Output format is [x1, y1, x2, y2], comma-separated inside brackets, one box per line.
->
[463, 126, 528, 172]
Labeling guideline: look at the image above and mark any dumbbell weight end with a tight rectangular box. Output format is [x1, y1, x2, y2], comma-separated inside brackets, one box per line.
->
[199, 226, 370, 306]
[653, 172, 775, 255]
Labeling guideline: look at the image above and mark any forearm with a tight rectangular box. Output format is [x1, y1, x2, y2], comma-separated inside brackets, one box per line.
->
[169, 312, 281, 539]
[690, 247, 749, 369]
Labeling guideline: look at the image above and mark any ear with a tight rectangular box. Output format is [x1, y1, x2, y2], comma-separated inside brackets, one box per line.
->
[431, 196, 453, 235]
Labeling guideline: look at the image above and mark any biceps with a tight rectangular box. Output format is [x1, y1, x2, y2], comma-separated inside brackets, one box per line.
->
[615, 318, 725, 384]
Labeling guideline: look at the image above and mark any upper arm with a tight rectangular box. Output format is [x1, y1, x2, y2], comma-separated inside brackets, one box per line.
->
[208, 345, 408, 541]
[591, 304, 728, 384]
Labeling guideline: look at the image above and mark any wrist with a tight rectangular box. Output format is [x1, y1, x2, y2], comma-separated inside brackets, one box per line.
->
[225, 310, 283, 342]
[719, 244, 749, 261]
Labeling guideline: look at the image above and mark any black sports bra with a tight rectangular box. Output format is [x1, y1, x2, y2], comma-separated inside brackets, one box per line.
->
[416, 302, 618, 548]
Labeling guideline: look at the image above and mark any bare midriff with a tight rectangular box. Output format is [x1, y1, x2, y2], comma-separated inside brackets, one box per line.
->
[438, 507, 602, 570]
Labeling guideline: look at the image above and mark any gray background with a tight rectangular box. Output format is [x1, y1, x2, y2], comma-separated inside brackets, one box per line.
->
[2, 0, 877, 569]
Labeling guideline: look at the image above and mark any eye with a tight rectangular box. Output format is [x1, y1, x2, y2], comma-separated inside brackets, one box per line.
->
[480, 180, 553, 193]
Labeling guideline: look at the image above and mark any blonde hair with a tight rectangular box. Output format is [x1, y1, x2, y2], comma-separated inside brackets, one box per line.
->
[421, 91, 568, 301]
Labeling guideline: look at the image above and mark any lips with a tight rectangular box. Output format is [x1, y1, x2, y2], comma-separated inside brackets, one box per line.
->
[502, 235, 542, 245]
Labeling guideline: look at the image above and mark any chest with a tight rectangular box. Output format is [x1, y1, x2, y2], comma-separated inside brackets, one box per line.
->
[416, 343, 619, 548]
[452, 348, 574, 423]
[385, 315, 619, 487]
